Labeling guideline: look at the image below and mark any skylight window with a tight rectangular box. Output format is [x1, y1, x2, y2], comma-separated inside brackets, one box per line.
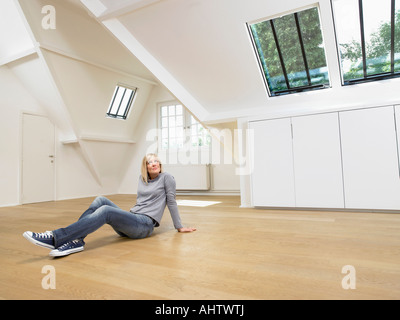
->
[332, 0, 400, 85]
[248, 6, 330, 96]
[106, 85, 136, 119]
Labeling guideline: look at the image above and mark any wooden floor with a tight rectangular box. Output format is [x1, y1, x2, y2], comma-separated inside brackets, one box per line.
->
[1, 194, 399, 300]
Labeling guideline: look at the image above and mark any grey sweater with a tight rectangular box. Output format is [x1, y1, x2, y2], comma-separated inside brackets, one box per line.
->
[130, 172, 183, 229]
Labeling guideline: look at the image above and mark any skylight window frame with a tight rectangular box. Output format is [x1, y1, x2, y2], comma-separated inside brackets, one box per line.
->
[247, 5, 330, 97]
[106, 84, 137, 120]
[331, 0, 400, 86]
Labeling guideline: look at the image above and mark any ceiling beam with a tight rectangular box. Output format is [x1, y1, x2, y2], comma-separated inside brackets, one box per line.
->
[102, 18, 209, 121]
[80, 0, 162, 20]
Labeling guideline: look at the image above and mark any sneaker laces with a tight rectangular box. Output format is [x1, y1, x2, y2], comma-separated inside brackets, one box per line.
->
[58, 239, 82, 250]
[35, 231, 53, 239]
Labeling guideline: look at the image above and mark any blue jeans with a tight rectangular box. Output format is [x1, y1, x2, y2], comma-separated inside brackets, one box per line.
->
[52, 196, 154, 248]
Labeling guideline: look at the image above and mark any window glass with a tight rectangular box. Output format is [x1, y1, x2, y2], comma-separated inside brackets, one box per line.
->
[364, 0, 391, 76]
[274, 14, 308, 88]
[106, 85, 136, 119]
[249, 6, 329, 96]
[332, 0, 400, 84]
[159, 103, 210, 150]
[297, 8, 329, 85]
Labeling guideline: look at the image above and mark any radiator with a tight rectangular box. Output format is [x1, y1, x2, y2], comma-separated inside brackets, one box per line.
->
[162, 164, 210, 191]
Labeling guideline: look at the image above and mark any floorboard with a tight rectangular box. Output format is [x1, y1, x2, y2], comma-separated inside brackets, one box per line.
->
[1, 195, 399, 300]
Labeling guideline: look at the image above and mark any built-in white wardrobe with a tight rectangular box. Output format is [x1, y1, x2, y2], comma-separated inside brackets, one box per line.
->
[249, 105, 400, 210]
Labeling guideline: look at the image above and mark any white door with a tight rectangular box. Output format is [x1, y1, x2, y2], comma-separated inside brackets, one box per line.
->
[250, 118, 296, 207]
[340, 106, 400, 210]
[292, 113, 344, 208]
[22, 114, 55, 204]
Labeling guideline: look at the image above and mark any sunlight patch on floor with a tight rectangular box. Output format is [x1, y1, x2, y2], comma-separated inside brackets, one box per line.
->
[176, 199, 221, 207]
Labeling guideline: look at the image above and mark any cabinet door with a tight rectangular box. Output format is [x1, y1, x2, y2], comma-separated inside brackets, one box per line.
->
[292, 113, 344, 208]
[340, 106, 400, 210]
[395, 105, 400, 167]
[249, 118, 295, 207]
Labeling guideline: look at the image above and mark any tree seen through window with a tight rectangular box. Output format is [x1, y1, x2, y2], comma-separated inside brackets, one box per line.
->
[248, 6, 329, 96]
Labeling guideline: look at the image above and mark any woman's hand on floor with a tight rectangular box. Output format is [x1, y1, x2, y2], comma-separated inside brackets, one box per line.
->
[177, 227, 197, 233]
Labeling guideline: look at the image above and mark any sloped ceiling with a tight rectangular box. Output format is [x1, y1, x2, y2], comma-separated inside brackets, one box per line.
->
[79, 0, 400, 124]
[4, 0, 163, 188]
[113, 0, 271, 118]
[6, 0, 400, 126]
[8, 0, 159, 141]
[24, 0, 157, 83]
[0, 0, 35, 65]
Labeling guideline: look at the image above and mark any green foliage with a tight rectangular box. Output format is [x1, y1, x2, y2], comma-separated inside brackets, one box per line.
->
[250, 7, 328, 94]
[340, 10, 400, 80]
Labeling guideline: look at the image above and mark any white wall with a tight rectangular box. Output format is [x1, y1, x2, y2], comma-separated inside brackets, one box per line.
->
[0, 0, 240, 207]
[118, 86, 170, 194]
[118, 86, 241, 195]
[55, 140, 102, 200]
[0, 65, 45, 206]
[0, 0, 157, 204]
[0, 57, 125, 205]
[8, 53, 76, 140]
[42, 50, 154, 140]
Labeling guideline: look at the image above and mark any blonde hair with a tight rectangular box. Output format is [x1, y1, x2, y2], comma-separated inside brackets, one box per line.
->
[141, 153, 163, 184]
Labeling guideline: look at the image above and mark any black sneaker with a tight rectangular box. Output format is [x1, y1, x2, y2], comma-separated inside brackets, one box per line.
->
[49, 239, 85, 257]
[23, 231, 55, 249]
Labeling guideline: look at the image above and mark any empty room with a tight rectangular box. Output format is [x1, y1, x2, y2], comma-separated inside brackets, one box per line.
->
[1, 0, 399, 302]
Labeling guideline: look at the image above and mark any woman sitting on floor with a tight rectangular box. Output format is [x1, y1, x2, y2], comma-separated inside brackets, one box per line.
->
[23, 153, 196, 257]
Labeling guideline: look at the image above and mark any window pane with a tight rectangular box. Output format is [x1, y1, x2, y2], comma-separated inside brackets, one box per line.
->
[176, 138, 184, 149]
[176, 115, 183, 126]
[169, 116, 176, 127]
[161, 106, 168, 117]
[159, 102, 210, 151]
[333, 0, 363, 81]
[169, 127, 176, 138]
[176, 105, 183, 115]
[205, 134, 211, 147]
[192, 136, 198, 147]
[249, 6, 329, 96]
[250, 22, 287, 92]
[191, 124, 197, 136]
[107, 85, 136, 119]
[170, 138, 177, 149]
[274, 14, 308, 88]
[109, 87, 123, 115]
[333, 0, 400, 83]
[198, 125, 205, 139]
[363, 0, 391, 76]
[176, 127, 184, 138]
[168, 105, 175, 116]
[162, 128, 168, 138]
[117, 89, 132, 116]
[298, 7, 329, 85]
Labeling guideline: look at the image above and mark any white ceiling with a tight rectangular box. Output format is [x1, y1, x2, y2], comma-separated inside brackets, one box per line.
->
[23, 0, 400, 123]
[78, 0, 349, 123]
[0, 0, 35, 64]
